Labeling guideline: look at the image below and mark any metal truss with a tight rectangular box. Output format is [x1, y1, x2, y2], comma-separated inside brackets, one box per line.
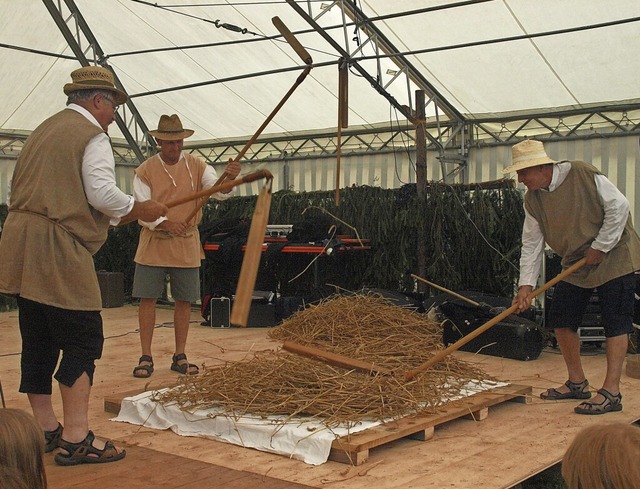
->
[184, 105, 639, 162]
[42, 0, 155, 163]
[5, 2, 638, 178]
[470, 106, 640, 145]
[3, 105, 638, 168]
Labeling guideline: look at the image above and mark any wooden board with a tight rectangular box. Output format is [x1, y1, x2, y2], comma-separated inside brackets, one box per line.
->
[105, 387, 150, 414]
[45, 443, 312, 489]
[329, 384, 531, 465]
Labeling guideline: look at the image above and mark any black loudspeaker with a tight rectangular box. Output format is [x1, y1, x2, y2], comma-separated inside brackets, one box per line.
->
[96, 271, 124, 308]
[437, 295, 544, 361]
[206, 293, 278, 328]
[209, 297, 231, 328]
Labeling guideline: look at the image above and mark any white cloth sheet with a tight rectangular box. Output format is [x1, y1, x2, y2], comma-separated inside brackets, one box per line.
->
[113, 379, 508, 465]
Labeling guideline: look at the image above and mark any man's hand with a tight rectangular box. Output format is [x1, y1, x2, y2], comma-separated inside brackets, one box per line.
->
[512, 285, 533, 314]
[584, 247, 605, 266]
[128, 199, 168, 222]
[224, 160, 241, 179]
[157, 220, 189, 236]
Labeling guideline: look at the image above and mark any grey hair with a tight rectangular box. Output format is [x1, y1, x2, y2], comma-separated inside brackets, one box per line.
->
[66, 89, 113, 106]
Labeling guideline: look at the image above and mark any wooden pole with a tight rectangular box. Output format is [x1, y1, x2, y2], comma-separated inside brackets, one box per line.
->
[404, 258, 587, 381]
[165, 169, 272, 209]
[282, 340, 391, 375]
[415, 90, 428, 292]
[272, 16, 313, 66]
[187, 165, 232, 225]
[180, 17, 312, 223]
[335, 58, 348, 206]
[412, 274, 480, 307]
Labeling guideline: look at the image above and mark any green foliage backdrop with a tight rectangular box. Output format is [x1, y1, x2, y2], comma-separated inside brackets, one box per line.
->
[0, 182, 524, 307]
[97, 182, 524, 300]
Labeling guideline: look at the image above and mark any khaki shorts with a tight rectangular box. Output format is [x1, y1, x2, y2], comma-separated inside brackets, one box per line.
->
[132, 264, 200, 302]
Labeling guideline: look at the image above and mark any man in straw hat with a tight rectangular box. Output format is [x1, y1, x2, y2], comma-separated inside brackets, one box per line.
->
[0, 65, 168, 465]
[505, 139, 640, 414]
[131, 114, 240, 379]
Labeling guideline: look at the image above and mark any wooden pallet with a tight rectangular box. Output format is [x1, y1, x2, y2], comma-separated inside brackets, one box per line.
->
[329, 383, 532, 465]
[105, 383, 532, 466]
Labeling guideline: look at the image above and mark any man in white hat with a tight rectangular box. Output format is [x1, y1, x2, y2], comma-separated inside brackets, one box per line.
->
[131, 114, 240, 379]
[0, 66, 168, 465]
[506, 139, 640, 414]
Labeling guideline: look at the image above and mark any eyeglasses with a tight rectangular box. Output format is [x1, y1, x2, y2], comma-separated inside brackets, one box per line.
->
[101, 95, 120, 113]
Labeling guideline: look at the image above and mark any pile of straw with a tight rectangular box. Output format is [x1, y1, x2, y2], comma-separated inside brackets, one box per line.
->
[154, 293, 494, 428]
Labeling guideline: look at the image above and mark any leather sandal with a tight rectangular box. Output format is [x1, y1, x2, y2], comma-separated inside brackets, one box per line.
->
[133, 355, 154, 378]
[540, 379, 591, 400]
[170, 353, 199, 375]
[574, 388, 623, 415]
[54, 431, 126, 466]
[44, 422, 63, 453]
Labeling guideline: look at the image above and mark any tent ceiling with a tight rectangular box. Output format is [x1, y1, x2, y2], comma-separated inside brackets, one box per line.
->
[1, 0, 639, 145]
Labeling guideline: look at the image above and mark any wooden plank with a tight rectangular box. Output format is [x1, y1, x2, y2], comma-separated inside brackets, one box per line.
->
[45, 444, 312, 489]
[329, 384, 531, 465]
[105, 388, 149, 414]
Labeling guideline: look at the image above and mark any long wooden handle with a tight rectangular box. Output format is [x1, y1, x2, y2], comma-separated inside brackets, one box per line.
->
[282, 340, 391, 375]
[165, 169, 271, 208]
[185, 170, 232, 224]
[412, 274, 480, 307]
[176, 63, 311, 221]
[230, 179, 273, 327]
[404, 257, 587, 381]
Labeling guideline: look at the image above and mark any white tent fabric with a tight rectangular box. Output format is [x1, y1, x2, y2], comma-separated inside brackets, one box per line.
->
[1, 0, 639, 143]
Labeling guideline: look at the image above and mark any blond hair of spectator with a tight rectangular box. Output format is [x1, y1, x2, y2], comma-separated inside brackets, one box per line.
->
[562, 422, 640, 489]
[0, 466, 31, 489]
[0, 409, 47, 489]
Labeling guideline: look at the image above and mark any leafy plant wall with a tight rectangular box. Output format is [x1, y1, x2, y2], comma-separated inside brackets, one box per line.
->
[0, 182, 524, 308]
[100, 182, 524, 301]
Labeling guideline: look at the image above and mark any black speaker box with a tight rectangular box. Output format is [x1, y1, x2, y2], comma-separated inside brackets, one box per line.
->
[438, 300, 544, 361]
[96, 271, 124, 308]
[209, 297, 231, 328]
[207, 293, 278, 328]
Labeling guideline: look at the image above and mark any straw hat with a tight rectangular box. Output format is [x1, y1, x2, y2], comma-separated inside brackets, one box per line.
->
[502, 139, 557, 174]
[148, 114, 194, 141]
[63, 66, 127, 105]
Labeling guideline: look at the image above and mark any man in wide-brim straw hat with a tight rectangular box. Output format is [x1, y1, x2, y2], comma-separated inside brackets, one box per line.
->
[130, 114, 241, 379]
[63, 65, 128, 106]
[505, 138, 640, 415]
[0, 65, 168, 466]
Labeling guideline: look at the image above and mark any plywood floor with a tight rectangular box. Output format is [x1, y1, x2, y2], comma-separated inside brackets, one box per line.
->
[2, 304, 639, 489]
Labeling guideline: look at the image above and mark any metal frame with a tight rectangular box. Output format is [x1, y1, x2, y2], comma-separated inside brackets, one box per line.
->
[2, 1, 637, 180]
[43, 0, 155, 163]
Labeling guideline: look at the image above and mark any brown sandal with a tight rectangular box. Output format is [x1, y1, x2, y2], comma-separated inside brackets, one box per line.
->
[44, 423, 63, 453]
[574, 388, 623, 415]
[133, 355, 154, 378]
[540, 379, 591, 400]
[54, 431, 126, 466]
[170, 353, 199, 375]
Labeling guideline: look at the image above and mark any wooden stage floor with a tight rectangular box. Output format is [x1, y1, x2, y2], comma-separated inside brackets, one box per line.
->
[2, 304, 639, 488]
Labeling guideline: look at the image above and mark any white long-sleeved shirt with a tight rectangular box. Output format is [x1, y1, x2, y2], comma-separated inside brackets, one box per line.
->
[69, 104, 135, 225]
[518, 162, 630, 287]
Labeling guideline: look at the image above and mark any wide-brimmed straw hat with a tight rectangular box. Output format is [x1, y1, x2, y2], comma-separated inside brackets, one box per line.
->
[503, 139, 557, 174]
[63, 66, 128, 105]
[148, 114, 194, 141]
